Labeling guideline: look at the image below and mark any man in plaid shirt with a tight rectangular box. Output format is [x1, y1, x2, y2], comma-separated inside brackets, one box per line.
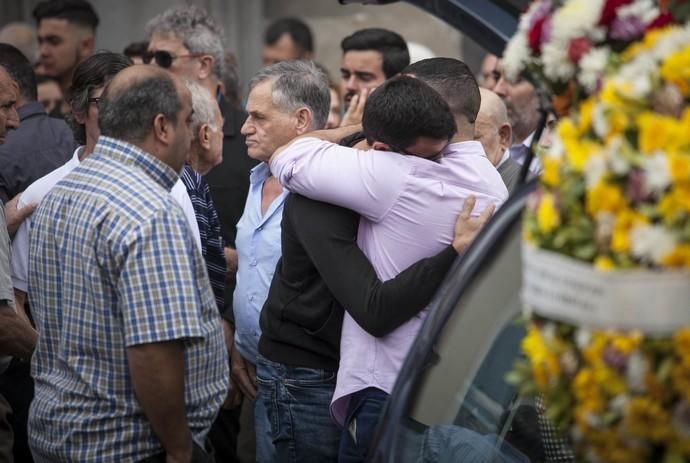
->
[27, 65, 228, 463]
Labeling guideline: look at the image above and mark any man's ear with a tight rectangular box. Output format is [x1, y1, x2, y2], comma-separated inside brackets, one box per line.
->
[152, 113, 171, 145]
[198, 123, 212, 150]
[498, 122, 513, 152]
[294, 107, 312, 135]
[79, 34, 95, 59]
[371, 141, 392, 151]
[198, 55, 214, 81]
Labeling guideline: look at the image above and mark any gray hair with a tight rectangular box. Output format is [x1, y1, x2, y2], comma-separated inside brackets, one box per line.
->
[145, 5, 225, 80]
[99, 74, 180, 143]
[249, 60, 330, 130]
[185, 78, 218, 136]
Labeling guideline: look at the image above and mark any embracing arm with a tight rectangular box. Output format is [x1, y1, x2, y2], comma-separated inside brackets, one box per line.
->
[293, 195, 495, 337]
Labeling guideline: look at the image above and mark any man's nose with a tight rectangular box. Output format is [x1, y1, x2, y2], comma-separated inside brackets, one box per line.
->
[345, 75, 358, 91]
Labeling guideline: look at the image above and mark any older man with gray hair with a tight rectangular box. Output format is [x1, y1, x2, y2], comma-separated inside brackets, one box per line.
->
[231, 60, 330, 462]
[146, 16, 259, 435]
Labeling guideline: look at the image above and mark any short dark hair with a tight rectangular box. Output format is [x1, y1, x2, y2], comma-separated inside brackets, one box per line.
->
[362, 75, 456, 150]
[67, 51, 132, 144]
[264, 17, 313, 55]
[341, 28, 409, 78]
[33, 0, 99, 31]
[0, 43, 37, 101]
[403, 57, 481, 124]
[99, 73, 181, 143]
[123, 41, 148, 59]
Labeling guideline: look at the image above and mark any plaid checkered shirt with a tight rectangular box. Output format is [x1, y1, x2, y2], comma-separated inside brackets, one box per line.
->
[27, 137, 229, 462]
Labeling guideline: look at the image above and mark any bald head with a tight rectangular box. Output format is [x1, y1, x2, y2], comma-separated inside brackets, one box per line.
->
[99, 64, 193, 171]
[475, 88, 512, 166]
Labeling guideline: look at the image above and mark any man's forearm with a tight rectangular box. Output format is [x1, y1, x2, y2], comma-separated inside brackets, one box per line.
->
[269, 123, 362, 164]
[0, 306, 37, 359]
[127, 340, 193, 460]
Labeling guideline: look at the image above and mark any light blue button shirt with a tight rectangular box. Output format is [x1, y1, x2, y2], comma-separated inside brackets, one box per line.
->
[233, 163, 288, 364]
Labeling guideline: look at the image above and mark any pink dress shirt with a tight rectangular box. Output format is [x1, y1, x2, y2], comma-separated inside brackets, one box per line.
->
[270, 137, 509, 426]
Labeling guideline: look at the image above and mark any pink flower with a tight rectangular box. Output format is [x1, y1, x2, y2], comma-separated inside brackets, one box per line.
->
[647, 12, 674, 30]
[568, 37, 592, 64]
[599, 0, 634, 26]
[528, 15, 550, 54]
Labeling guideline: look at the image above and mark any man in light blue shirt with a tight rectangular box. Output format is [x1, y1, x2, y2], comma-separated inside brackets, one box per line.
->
[231, 60, 330, 461]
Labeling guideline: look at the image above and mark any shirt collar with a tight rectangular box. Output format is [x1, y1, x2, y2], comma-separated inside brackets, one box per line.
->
[497, 149, 510, 168]
[94, 136, 179, 191]
[444, 140, 489, 158]
[17, 101, 46, 121]
[249, 162, 271, 185]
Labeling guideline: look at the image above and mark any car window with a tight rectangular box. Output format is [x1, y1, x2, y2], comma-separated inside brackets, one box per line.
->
[386, 213, 574, 463]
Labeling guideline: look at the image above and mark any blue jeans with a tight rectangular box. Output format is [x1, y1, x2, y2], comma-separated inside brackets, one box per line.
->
[256, 354, 339, 463]
[338, 387, 389, 463]
[255, 391, 277, 462]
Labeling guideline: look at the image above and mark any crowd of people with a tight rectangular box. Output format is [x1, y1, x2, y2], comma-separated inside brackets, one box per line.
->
[0, 0, 554, 462]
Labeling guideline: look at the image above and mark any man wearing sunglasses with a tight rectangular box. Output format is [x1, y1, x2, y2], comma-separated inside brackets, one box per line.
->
[146, 6, 258, 462]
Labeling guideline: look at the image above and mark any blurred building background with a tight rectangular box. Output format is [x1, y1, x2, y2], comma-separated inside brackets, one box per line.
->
[0, 0, 487, 98]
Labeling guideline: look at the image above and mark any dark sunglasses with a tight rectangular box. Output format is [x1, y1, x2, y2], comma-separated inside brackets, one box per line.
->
[142, 50, 202, 69]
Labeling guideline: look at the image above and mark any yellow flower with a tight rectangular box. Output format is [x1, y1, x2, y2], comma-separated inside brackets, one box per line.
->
[610, 331, 642, 355]
[624, 397, 672, 442]
[586, 181, 626, 216]
[566, 139, 600, 173]
[662, 244, 690, 268]
[557, 118, 578, 144]
[622, 26, 678, 61]
[611, 208, 648, 253]
[573, 368, 600, 402]
[577, 98, 596, 133]
[658, 184, 690, 223]
[541, 156, 561, 187]
[669, 151, 690, 185]
[674, 328, 690, 364]
[536, 193, 560, 234]
[522, 326, 561, 388]
[637, 111, 684, 154]
[661, 44, 690, 97]
[595, 365, 627, 396]
[671, 360, 690, 402]
[594, 255, 615, 270]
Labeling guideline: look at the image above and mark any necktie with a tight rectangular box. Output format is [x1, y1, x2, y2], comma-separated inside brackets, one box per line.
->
[509, 144, 530, 163]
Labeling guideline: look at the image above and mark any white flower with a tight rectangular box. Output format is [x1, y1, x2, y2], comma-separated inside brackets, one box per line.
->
[575, 327, 592, 349]
[611, 394, 630, 413]
[617, 0, 659, 23]
[630, 224, 677, 264]
[641, 151, 671, 194]
[592, 104, 609, 138]
[503, 33, 530, 82]
[578, 47, 610, 93]
[627, 351, 648, 393]
[542, 42, 575, 81]
[604, 136, 631, 175]
[584, 153, 608, 187]
[551, 0, 605, 40]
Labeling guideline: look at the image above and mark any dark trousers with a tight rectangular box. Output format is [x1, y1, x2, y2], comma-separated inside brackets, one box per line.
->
[137, 441, 214, 463]
[338, 387, 388, 463]
[0, 361, 33, 463]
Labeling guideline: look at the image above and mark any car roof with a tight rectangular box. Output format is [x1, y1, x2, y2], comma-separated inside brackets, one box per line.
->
[338, 0, 528, 55]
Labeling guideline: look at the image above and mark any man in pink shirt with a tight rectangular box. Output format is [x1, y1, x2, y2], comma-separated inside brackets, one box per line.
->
[269, 60, 508, 462]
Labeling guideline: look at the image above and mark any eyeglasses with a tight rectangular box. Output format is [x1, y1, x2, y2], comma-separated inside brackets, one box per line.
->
[88, 97, 101, 105]
[142, 50, 203, 69]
